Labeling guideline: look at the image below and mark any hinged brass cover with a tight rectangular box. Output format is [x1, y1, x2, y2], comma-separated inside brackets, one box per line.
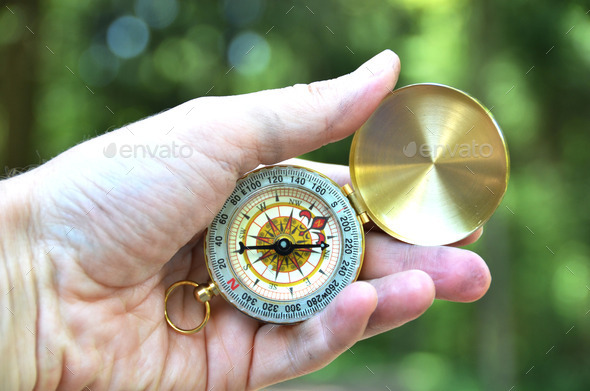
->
[349, 83, 509, 246]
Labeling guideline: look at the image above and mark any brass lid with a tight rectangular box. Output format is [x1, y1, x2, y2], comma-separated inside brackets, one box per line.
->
[349, 83, 509, 246]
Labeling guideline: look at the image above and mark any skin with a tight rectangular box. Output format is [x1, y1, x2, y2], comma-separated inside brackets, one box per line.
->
[0, 50, 490, 391]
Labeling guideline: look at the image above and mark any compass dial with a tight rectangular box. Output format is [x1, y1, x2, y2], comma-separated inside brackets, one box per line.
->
[205, 165, 364, 324]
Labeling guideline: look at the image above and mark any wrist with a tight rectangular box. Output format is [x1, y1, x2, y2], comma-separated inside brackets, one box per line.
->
[0, 175, 40, 390]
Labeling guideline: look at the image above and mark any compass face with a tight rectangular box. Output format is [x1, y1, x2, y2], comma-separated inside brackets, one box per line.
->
[205, 165, 364, 324]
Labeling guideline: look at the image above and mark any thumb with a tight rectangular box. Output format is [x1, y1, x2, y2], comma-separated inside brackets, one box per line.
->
[247, 281, 378, 389]
[170, 49, 400, 174]
[23, 51, 400, 287]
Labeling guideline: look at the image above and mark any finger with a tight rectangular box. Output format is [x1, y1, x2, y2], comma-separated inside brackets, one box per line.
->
[176, 49, 400, 174]
[363, 270, 435, 339]
[247, 281, 377, 389]
[28, 52, 399, 287]
[360, 232, 491, 302]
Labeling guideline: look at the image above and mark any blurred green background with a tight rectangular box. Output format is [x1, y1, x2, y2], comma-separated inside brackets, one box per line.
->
[1, 0, 589, 389]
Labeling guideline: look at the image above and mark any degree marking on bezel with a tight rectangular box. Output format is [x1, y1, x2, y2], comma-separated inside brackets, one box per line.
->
[204, 165, 364, 324]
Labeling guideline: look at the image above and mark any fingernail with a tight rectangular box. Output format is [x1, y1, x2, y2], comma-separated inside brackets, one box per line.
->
[359, 49, 397, 78]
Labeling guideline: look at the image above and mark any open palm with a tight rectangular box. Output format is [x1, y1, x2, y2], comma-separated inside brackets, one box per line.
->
[2, 50, 489, 390]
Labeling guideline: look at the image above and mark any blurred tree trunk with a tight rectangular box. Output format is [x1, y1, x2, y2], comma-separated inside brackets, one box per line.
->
[1, 0, 38, 173]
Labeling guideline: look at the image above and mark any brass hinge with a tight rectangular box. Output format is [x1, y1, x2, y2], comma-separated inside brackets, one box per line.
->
[341, 184, 370, 225]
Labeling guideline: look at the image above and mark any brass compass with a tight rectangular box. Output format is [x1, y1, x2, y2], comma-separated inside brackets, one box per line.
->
[165, 83, 509, 334]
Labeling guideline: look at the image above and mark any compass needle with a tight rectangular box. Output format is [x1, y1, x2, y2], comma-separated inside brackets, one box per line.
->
[201, 165, 364, 325]
[237, 241, 275, 254]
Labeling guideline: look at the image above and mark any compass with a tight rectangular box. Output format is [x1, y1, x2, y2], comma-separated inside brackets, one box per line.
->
[164, 83, 509, 334]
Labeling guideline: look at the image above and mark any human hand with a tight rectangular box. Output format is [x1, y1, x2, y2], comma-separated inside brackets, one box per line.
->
[0, 50, 490, 390]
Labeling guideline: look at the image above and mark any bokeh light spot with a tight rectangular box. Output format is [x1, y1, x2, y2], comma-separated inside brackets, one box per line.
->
[107, 16, 150, 59]
[228, 31, 270, 75]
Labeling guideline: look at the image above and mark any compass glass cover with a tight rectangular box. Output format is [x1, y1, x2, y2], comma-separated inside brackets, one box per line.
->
[205, 166, 364, 324]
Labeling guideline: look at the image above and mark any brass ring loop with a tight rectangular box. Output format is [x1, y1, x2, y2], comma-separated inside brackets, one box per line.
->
[164, 280, 211, 335]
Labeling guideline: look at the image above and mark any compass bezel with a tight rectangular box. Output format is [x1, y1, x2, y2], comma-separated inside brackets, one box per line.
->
[204, 165, 365, 324]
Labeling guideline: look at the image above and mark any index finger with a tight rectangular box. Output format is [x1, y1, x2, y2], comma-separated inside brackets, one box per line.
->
[360, 232, 491, 302]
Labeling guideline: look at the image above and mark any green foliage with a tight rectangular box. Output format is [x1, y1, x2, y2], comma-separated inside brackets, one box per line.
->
[1, 0, 589, 389]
